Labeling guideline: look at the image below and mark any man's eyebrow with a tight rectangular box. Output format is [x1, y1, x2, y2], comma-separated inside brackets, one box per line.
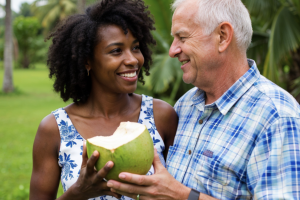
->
[171, 30, 186, 37]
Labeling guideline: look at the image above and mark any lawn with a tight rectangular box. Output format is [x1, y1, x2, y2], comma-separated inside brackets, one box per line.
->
[0, 64, 68, 199]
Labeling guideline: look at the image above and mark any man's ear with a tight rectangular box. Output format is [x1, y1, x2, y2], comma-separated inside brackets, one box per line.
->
[217, 22, 234, 53]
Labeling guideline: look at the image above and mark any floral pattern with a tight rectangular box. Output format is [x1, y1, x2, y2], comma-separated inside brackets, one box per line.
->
[52, 95, 165, 200]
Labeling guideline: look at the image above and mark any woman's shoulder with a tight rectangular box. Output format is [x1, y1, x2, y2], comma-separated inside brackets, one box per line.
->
[152, 98, 176, 117]
[152, 98, 178, 135]
[37, 113, 59, 138]
[33, 112, 61, 156]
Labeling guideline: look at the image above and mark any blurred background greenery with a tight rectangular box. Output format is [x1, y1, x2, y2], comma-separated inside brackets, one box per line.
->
[0, 0, 300, 199]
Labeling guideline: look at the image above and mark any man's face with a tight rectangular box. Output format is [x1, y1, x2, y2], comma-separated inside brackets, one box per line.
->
[169, 1, 219, 87]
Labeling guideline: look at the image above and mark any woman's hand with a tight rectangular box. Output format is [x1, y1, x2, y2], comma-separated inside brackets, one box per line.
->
[67, 142, 121, 199]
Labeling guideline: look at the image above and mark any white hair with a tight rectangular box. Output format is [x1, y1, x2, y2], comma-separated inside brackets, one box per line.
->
[172, 0, 253, 51]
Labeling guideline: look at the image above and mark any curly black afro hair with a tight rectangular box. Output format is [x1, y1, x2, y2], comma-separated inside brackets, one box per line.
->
[47, 0, 156, 103]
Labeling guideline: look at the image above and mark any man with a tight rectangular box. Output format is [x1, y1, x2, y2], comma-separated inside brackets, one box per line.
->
[107, 0, 300, 199]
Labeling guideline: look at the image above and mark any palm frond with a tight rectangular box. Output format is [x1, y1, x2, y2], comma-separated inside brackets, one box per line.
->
[149, 54, 181, 93]
[41, 5, 60, 28]
[242, 0, 280, 21]
[144, 0, 173, 44]
[263, 5, 300, 86]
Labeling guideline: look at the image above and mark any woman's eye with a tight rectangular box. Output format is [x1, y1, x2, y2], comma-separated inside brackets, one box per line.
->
[133, 45, 140, 51]
[110, 48, 122, 54]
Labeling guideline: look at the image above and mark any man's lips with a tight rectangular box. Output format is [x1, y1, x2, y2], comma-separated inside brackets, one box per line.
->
[180, 60, 190, 65]
[180, 60, 190, 68]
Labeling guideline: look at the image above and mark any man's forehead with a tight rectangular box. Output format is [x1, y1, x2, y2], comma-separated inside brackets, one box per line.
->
[171, 6, 198, 36]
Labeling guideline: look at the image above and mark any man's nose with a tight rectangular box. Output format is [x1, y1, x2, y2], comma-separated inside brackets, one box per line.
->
[169, 39, 181, 58]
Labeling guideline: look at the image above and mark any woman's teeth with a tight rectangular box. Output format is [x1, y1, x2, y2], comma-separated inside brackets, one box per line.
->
[119, 71, 136, 78]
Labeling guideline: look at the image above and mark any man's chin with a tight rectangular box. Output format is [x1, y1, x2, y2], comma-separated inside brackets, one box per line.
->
[182, 75, 194, 85]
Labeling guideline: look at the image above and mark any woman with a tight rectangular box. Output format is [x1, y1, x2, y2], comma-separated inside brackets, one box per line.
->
[29, 0, 178, 199]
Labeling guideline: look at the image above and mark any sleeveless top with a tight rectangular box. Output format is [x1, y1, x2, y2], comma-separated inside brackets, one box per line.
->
[52, 95, 166, 200]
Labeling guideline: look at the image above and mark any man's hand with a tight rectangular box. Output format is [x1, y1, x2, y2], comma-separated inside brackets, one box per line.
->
[107, 149, 191, 200]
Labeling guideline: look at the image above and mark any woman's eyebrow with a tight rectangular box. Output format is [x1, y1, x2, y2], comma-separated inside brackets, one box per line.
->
[132, 39, 139, 44]
[106, 42, 124, 49]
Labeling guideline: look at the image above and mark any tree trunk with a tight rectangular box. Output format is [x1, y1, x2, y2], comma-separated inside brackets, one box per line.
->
[77, 0, 86, 14]
[2, 0, 14, 93]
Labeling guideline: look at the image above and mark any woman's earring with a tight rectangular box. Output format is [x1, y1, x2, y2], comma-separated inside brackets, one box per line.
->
[87, 69, 90, 76]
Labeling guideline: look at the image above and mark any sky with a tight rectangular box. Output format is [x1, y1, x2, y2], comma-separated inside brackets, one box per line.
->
[1, 0, 35, 13]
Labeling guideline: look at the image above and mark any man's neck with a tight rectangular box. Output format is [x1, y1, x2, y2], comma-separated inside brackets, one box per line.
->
[203, 56, 249, 105]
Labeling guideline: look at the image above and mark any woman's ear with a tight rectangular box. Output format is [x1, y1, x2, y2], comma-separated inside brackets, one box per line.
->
[217, 22, 234, 53]
[85, 60, 91, 76]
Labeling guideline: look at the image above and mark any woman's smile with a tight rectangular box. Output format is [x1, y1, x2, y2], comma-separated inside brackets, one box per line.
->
[117, 70, 139, 82]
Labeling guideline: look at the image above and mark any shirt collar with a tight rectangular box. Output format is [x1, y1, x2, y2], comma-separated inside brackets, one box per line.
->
[189, 59, 260, 115]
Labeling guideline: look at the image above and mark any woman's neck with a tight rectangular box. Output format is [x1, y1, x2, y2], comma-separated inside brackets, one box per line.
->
[84, 92, 134, 119]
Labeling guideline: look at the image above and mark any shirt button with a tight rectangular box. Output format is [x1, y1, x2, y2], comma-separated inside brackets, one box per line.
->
[189, 150, 192, 155]
[199, 119, 203, 124]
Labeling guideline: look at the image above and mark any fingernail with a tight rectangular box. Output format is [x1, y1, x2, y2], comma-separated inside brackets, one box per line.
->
[119, 173, 126, 179]
[107, 181, 113, 187]
[106, 161, 113, 168]
[93, 150, 98, 156]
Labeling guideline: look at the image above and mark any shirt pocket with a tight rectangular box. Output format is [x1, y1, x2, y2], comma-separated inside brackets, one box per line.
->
[194, 162, 235, 199]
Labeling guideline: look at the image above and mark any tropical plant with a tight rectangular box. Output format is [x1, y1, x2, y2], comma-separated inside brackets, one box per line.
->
[243, 0, 300, 101]
[13, 16, 42, 68]
[31, 0, 77, 33]
[138, 0, 193, 105]
[2, 0, 14, 93]
[19, 2, 33, 17]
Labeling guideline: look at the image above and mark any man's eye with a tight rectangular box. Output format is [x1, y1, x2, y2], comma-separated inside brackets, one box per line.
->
[180, 37, 186, 40]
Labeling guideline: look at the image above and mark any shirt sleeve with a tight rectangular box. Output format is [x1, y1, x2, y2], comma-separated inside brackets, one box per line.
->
[246, 116, 300, 199]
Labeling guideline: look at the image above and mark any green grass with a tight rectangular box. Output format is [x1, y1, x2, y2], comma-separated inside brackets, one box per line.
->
[0, 64, 69, 199]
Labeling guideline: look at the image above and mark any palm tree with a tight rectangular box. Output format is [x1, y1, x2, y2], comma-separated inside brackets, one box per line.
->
[77, 0, 86, 14]
[243, 0, 300, 101]
[31, 0, 77, 33]
[2, 0, 14, 93]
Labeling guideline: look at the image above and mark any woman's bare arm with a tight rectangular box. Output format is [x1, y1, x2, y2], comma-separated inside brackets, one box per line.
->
[153, 99, 178, 159]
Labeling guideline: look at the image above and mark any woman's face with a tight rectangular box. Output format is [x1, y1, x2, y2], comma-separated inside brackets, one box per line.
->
[88, 24, 144, 94]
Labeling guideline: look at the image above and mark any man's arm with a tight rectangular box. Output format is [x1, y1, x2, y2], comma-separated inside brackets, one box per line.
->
[107, 149, 219, 200]
[247, 116, 300, 199]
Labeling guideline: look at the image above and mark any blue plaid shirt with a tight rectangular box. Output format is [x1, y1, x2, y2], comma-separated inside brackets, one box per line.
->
[166, 59, 300, 199]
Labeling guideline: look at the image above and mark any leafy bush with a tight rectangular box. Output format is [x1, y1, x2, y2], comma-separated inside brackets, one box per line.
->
[13, 16, 43, 68]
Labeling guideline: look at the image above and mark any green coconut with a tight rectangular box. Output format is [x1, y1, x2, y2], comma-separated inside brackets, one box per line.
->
[86, 122, 154, 182]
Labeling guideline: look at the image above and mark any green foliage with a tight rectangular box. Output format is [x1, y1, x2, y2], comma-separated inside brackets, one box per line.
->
[13, 16, 43, 68]
[18, 2, 33, 17]
[244, 0, 300, 101]
[31, 0, 77, 33]
[0, 64, 67, 199]
[137, 0, 194, 105]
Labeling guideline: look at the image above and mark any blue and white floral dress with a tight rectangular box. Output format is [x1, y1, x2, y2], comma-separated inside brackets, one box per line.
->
[52, 95, 166, 200]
